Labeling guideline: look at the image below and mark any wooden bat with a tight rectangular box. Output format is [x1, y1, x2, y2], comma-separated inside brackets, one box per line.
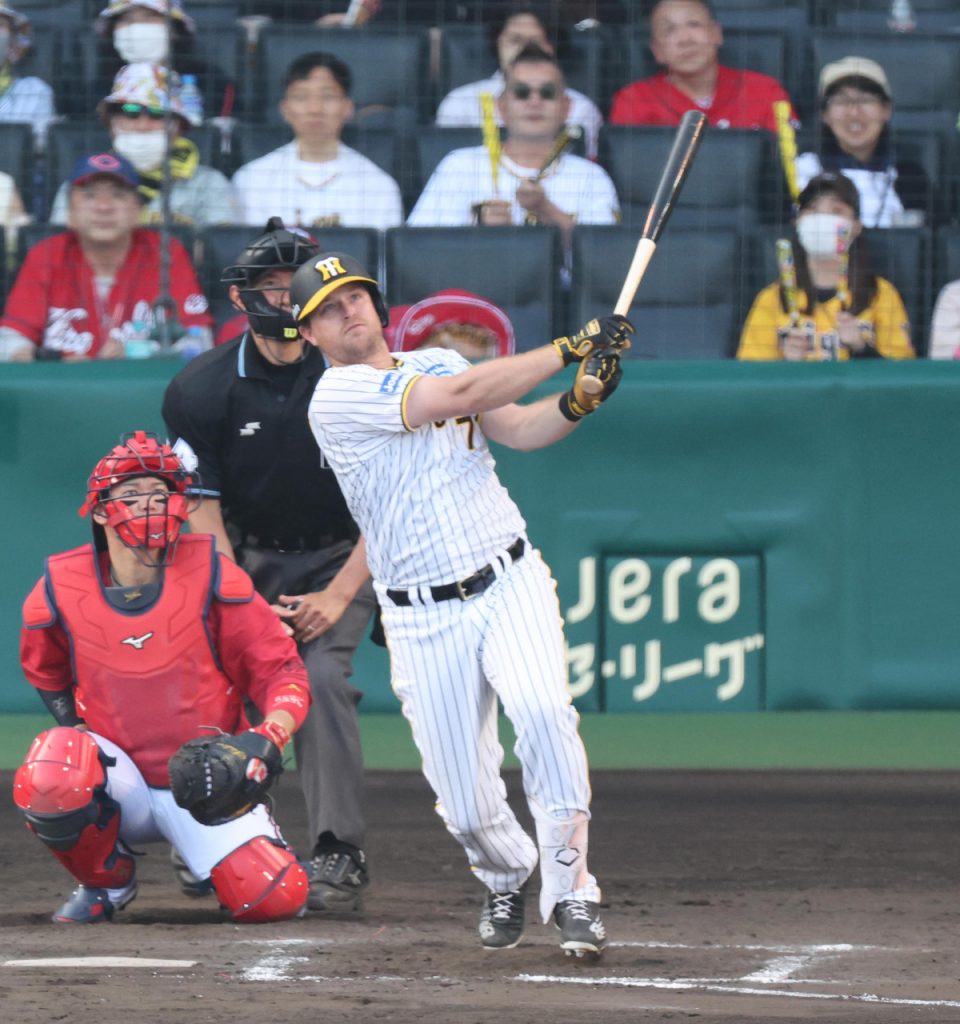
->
[775, 238, 800, 327]
[773, 99, 800, 210]
[580, 109, 707, 394]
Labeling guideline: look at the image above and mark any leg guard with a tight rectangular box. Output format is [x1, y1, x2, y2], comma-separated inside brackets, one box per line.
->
[12, 727, 135, 889]
[211, 836, 308, 924]
[531, 804, 600, 923]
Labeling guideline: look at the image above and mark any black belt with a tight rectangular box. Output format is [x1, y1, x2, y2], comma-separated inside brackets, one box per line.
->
[241, 532, 340, 553]
[386, 539, 525, 606]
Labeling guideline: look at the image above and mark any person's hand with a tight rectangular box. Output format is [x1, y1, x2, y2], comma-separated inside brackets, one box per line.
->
[836, 311, 866, 352]
[516, 179, 549, 218]
[97, 336, 126, 360]
[277, 590, 350, 644]
[778, 326, 813, 361]
[476, 199, 512, 226]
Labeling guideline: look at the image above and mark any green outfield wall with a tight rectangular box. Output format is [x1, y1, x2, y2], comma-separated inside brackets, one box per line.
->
[2, 359, 958, 716]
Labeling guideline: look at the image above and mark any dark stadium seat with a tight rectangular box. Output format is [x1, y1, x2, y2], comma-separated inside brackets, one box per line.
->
[256, 26, 431, 127]
[198, 224, 380, 328]
[406, 125, 492, 211]
[570, 225, 742, 359]
[600, 126, 774, 230]
[384, 226, 561, 346]
[0, 124, 36, 213]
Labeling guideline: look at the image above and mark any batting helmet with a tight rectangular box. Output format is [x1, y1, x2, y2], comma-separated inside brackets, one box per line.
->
[290, 251, 389, 327]
[222, 217, 321, 342]
[79, 430, 193, 559]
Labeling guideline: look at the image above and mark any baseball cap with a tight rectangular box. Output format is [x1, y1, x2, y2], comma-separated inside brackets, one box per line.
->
[95, 0, 195, 35]
[70, 151, 140, 190]
[389, 290, 516, 357]
[819, 56, 892, 100]
[102, 61, 200, 127]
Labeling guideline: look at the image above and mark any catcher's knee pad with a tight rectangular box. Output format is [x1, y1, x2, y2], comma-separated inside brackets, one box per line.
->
[12, 727, 135, 888]
[211, 836, 308, 924]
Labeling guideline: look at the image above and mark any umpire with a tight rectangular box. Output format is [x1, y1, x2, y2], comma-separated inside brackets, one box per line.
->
[162, 218, 376, 911]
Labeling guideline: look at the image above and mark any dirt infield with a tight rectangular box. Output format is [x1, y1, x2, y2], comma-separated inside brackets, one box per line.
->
[1, 768, 958, 1024]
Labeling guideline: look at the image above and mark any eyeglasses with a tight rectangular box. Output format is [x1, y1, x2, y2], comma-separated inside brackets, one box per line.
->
[825, 94, 885, 111]
[510, 82, 559, 101]
[116, 102, 167, 120]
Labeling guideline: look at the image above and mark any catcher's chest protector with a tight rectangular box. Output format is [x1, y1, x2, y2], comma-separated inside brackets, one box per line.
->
[42, 537, 243, 786]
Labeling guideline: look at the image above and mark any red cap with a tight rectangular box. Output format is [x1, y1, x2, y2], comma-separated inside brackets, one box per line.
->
[389, 289, 516, 357]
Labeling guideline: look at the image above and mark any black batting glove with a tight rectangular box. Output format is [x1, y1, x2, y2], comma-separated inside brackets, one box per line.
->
[558, 346, 624, 421]
[552, 314, 635, 366]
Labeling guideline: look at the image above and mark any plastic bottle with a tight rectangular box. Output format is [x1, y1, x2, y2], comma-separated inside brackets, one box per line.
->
[888, 0, 916, 32]
[179, 74, 204, 125]
[177, 325, 208, 362]
[124, 321, 158, 360]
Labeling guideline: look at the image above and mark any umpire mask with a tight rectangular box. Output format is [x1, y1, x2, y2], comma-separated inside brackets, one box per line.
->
[222, 218, 321, 342]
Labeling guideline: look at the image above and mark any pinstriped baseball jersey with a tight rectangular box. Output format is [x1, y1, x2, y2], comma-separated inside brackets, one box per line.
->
[307, 347, 526, 588]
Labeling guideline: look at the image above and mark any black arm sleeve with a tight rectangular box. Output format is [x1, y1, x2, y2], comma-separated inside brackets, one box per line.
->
[38, 688, 83, 727]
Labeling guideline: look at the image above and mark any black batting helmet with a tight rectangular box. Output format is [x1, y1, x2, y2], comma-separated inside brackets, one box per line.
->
[222, 217, 321, 341]
[290, 252, 389, 328]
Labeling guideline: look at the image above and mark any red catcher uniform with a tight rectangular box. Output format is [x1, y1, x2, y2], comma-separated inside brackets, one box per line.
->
[21, 534, 310, 786]
[0, 228, 213, 357]
[609, 65, 795, 132]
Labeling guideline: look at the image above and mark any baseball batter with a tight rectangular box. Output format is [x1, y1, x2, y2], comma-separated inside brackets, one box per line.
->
[290, 251, 633, 956]
[13, 431, 312, 924]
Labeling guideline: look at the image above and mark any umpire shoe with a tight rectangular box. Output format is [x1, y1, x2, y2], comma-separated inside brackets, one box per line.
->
[479, 888, 525, 949]
[52, 879, 139, 924]
[553, 899, 607, 957]
[308, 843, 369, 911]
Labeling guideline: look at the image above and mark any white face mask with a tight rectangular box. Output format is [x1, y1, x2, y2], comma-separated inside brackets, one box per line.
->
[113, 22, 169, 63]
[0, 28, 11, 65]
[796, 212, 855, 259]
[113, 130, 167, 172]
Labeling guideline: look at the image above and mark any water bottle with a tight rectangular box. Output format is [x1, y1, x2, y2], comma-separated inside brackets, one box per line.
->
[179, 74, 204, 126]
[888, 0, 916, 32]
[124, 321, 158, 360]
[177, 325, 208, 362]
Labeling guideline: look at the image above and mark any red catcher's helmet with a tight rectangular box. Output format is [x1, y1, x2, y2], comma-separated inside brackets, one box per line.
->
[79, 430, 192, 555]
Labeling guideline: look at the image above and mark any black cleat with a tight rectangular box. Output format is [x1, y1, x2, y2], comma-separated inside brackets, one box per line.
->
[308, 846, 369, 911]
[479, 888, 526, 949]
[553, 898, 606, 957]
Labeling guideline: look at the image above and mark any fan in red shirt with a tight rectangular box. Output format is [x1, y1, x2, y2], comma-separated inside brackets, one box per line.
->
[609, 0, 796, 133]
[13, 430, 312, 925]
[0, 151, 212, 362]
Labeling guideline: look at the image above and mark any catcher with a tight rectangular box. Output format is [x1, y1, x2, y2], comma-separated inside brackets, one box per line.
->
[12, 430, 312, 924]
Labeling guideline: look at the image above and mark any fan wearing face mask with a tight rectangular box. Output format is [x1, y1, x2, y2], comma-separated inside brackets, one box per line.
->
[0, 3, 56, 144]
[49, 62, 240, 230]
[738, 172, 915, 362]
[91, 1, 238, 121]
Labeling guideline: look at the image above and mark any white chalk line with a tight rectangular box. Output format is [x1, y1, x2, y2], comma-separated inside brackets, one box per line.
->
[515, 974, 960, 1010]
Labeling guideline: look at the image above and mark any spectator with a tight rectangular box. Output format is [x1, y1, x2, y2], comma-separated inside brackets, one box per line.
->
[0, 168, 28, 244]
[388, 289, 516, 361]
[609, 0, 795, 133]
[928, 279, 960, 360]
[231, 52, 403, 230]
[0, 152, 212, 362]
[92, 1, 238, 120]
[50, 63, 239, 229]
[795, 56, 931, 229]
[0, 3, 56, 144]
[738, 172, 914, 362]
[435, 6, 604, 159]
[408, 44, 618, 244]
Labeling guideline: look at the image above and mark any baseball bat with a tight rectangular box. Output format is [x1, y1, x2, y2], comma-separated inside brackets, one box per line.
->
[580, 109, 707, 394]
[775, 238, 800, 327]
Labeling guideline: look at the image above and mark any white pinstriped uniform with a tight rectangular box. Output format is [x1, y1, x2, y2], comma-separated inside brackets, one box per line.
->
[308, 348, 600, 921]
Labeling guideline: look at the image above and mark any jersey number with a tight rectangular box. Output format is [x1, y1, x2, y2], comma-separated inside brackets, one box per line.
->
[433, 415, 477, 450]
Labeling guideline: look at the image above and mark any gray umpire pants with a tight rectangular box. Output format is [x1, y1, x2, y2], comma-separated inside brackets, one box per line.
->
[239, 540, 376, 853]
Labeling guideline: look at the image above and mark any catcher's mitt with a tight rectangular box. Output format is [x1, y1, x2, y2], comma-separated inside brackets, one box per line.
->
[168, 729, 284, 827]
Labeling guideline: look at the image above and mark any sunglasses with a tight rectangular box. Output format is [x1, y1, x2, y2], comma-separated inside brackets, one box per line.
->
[117, 103, 167, 120]
[510, 82, 559, 101]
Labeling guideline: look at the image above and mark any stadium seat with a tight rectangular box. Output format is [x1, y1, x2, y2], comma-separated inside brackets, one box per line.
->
[198, 224, 380, 329]
[570, 225, 742, 359]
[384, 226, 561, 345]
[256, 26, 431, 127]
[406, 125, 492, 211]
[600, 126, 773, 230]
[0, 124, 36, 214]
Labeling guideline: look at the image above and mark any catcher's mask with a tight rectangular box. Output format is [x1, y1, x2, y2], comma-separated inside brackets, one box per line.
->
[290, 251, 389, 327]
[222, 217, 321, 342]
[79, 430, 195, 564]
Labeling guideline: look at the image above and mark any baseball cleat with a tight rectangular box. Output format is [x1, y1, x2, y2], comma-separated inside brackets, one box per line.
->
[52, 879, 139, 924]
[479, 888, 525, 949]
[553, 898, 606, 956]
[170, 846, 214, 898]
[308, 845, 369, 911]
